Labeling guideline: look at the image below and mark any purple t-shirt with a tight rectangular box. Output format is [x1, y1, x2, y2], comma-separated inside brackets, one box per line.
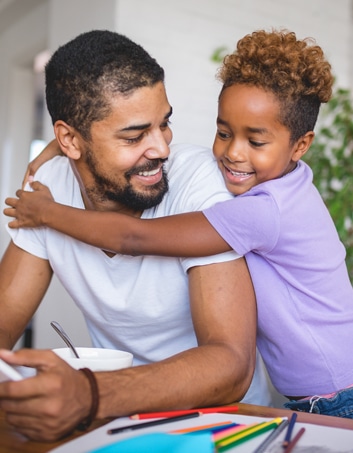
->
[204, 161, 353, 396]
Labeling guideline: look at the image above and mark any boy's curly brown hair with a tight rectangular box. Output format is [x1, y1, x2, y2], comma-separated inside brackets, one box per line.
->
[218, 29, 334, 142]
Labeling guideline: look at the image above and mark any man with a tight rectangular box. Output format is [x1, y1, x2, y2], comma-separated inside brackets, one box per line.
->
[0, 30, 270, 441]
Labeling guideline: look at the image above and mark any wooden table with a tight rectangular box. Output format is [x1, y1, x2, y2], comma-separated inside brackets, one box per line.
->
[0, 411, 111, 453]
[1, 403, 353, 453]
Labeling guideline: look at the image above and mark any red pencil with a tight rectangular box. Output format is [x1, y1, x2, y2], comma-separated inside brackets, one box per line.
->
[129, 405, 238, 420]
[283, 427, 306, 453]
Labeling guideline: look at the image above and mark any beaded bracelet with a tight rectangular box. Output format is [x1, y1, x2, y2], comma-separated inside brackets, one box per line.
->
[77, 367, 99, 431]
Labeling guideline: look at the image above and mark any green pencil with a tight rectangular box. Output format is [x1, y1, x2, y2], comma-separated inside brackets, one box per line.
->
[216, 417, 282, 452]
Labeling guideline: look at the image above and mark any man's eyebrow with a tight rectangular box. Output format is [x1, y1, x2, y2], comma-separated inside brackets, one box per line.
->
[121, 107, 173, 132]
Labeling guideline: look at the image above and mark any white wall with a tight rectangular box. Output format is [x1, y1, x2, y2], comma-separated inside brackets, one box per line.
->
[0, 0, 352, 353]
[116, 0, 353, 148]
[0, 1, 48, 253]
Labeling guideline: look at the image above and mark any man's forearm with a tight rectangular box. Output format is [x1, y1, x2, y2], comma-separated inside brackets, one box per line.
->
[0, 332, 16, 350]
[95, 344, 253, 418]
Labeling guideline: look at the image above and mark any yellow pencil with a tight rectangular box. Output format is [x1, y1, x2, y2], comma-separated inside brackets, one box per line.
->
[213, 422, 258, 442]
[216, 417, 283, 451]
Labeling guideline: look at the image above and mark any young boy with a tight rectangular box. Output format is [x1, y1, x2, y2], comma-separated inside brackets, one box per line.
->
[6, 29, 353, 418]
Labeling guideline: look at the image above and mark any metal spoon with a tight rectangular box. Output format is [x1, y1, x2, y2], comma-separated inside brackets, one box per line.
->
[50, 321, 80, 358]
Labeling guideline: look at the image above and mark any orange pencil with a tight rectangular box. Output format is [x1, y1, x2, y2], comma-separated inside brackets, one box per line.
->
[171, 420, 235, 434]
[130, 405, 239, 420]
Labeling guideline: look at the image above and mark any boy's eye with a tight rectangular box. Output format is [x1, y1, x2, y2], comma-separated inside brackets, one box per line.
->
[250, 140, 265, 147]
[217, 130, 231, 140]
[161, 120, 171, 129]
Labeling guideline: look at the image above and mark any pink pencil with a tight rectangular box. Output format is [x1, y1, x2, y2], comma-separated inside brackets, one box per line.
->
[130, 405, 239, 420]
[212, 422, 258, 442]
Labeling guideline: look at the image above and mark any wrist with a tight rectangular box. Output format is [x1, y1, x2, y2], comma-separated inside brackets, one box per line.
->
[76, 368, 99, 431]
[42, 200, 58, 227]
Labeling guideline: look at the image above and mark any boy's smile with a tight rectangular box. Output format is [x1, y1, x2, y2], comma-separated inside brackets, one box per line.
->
[213, 84, 303, 195]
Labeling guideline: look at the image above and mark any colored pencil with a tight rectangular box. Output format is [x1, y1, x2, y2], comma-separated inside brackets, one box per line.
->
[213, 422, 258, 442]
[171, 420, 236, 434]
[107, 411, 200, 434]
[253, 418, 289, 453]
[216, 418, 282, 451]
[283, 427, 306, 453]
[129, 405, 239, 420]
[282, 412, 297, 448]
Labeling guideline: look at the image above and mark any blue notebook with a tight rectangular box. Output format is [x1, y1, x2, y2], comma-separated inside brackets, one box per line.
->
[89, 432, 214, 453]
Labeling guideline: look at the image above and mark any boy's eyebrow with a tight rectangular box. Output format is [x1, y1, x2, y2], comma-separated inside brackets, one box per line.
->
[216, 117, 227, 126]
[247, 126, 269, 135]
[121, 107, 173, 132]
[217, 117, 270, 135]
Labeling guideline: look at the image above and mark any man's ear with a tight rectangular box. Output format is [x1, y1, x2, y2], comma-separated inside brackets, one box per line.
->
[54, 121, 82, 160]
[291, 131, 315, 162]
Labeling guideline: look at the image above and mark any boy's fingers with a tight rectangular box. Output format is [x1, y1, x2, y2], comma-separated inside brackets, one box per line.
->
[30, 181, 46, 191]
[7, 220, 21, 229]
[4, 197, 18, 208]
[3, 207, 16, 218]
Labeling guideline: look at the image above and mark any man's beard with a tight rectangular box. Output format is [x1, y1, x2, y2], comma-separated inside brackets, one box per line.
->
[84, 149, 169, 211]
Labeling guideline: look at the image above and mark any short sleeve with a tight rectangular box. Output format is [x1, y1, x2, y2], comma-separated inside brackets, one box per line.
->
[203, 191, 280, 256]
[163, 144, 243, 272]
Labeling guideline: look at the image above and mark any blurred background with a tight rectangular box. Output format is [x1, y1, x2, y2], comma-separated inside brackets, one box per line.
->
[0, 0, 352, 359]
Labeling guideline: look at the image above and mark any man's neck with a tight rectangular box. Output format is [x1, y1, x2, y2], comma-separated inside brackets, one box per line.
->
[81, 189, 142, 218]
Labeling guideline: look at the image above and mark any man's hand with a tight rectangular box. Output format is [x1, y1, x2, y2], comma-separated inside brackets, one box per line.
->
[4, 182, 55, 228]
[0, 349, 91, 441]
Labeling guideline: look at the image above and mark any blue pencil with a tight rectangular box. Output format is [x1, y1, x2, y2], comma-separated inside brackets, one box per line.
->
[282, 412, 297, 448]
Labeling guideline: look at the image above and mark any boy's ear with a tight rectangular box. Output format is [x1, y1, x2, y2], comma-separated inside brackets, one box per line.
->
[54, 121, 82, 160]
[292, 131, 315, 162]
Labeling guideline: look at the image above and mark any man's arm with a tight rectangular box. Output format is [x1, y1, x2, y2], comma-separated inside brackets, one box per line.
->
[0, 241, 53, 348]
[96, 258, 256, 415]
[0, 257, 256, 441]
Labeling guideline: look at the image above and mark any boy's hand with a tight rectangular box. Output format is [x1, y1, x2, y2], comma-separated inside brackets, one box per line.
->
[4, 181, 54, 228]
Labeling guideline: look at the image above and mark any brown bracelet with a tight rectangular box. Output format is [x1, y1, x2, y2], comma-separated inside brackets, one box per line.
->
[77, 368, 99, 431]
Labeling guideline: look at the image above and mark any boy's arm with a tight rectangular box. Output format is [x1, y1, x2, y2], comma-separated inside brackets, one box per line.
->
[0, 241, 53, 349]
[22, 139, 63, 188]
[4, 181, 232, 257]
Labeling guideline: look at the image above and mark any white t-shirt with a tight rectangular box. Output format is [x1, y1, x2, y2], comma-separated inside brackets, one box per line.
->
[7, 143, 271, 405]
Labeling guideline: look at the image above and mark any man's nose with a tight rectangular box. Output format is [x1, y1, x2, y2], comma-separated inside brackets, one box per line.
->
[145, 131, 171, 160]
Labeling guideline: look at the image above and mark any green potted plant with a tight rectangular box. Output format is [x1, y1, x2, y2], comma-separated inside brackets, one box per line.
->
[303, 86, 353, 281]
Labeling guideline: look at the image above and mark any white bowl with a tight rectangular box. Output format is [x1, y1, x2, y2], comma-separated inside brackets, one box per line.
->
[53, 347, 133, 371]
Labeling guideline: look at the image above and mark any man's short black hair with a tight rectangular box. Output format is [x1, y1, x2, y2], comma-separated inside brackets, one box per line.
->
[45, 30, 165, 140]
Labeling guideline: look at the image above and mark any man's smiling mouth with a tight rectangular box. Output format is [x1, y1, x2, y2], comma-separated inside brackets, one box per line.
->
[138, 167, 161, 177]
